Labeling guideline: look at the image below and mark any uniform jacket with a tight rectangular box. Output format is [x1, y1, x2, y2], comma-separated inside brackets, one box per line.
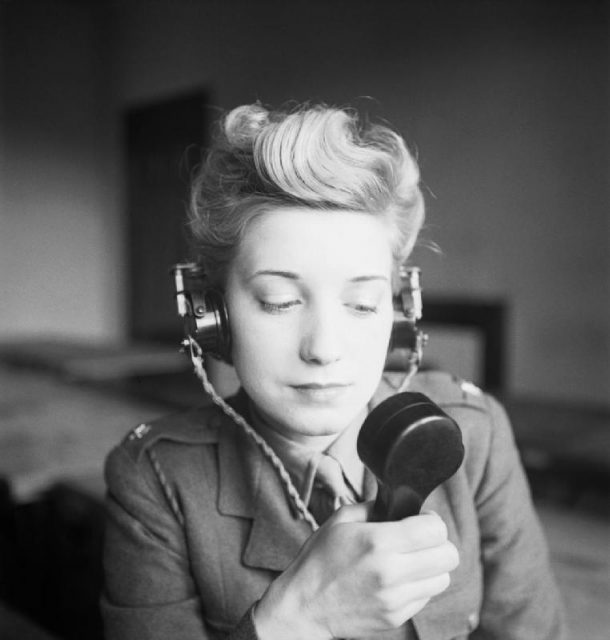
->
[102, 371, 565, 640]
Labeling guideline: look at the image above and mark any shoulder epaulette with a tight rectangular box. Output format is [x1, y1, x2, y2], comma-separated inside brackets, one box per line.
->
[407, 370, 488, 412]
[120, 403, 227, 462]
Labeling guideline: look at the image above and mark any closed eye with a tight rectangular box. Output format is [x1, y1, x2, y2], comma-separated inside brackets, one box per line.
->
[260, 300, 301, 314]
[347, 303, 378, 315]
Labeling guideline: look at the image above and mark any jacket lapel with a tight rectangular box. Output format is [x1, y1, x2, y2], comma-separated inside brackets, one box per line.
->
[216, 410, 313, 573]
[242, 457, 313, 571]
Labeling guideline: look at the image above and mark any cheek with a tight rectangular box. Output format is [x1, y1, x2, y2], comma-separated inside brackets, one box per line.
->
[228, 309, 292, 382]
[357, 305, 394, 350]
[361, 313, 394, 375]
[341, 312, 394, 380]
[357, 321, 393, 374]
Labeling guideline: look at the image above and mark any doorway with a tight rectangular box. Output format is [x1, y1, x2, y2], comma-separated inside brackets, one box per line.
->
[125, 90, 209, 343]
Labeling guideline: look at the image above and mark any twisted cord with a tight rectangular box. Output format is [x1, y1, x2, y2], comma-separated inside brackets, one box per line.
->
[187, 338, 319, 532]
[397, 330, 425, 393]
[148, 448, 186, 527]
[397, 362, 417, 394]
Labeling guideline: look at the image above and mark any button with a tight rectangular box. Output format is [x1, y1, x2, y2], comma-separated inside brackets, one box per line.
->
[129, 423, 151, 440]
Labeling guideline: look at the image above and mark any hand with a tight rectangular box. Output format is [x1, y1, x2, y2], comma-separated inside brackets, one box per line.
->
[253, 504, 459, 640]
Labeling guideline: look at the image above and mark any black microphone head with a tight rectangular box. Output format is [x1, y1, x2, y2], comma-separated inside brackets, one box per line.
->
[357, 392, 465, 512]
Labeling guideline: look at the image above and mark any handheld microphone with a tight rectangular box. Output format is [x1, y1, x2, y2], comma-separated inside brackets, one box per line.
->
[357, 392, 465, 521]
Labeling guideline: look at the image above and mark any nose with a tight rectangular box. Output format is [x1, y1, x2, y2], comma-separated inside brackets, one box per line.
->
[299, 304, 342, 366]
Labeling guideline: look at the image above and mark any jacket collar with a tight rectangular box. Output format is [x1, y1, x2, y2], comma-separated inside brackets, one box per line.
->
[216, 392, 313, 572]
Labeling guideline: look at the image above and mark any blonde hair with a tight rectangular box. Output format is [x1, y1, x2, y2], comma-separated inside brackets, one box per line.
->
[189, 102, 424, 285]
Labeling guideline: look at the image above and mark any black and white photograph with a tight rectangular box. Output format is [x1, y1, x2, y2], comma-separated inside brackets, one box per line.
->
[0, 1, 608, 639]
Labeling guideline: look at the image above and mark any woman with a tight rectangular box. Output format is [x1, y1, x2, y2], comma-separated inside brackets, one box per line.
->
[102, 103, 565, 639]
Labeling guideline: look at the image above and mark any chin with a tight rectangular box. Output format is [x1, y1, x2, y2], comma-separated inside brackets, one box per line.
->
[280, 403, 364, 438]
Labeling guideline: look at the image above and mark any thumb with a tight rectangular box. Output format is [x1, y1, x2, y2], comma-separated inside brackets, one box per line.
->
[329, 501, 374, 524]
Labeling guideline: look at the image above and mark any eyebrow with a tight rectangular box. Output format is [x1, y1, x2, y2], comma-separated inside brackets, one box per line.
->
[248, 269, 300, 281]
[349, 275, 390, 283]
[248, 270, 389, 283]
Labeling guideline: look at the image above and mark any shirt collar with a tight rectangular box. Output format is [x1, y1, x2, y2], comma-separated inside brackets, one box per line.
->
[324, 418, 365, 500]
[247, 399, 366, 505]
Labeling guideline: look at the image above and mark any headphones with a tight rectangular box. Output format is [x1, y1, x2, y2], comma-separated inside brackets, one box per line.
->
[172, 262, 427, 372]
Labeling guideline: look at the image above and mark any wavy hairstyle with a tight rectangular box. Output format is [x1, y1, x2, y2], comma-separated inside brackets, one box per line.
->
[189, 102, 425, 286]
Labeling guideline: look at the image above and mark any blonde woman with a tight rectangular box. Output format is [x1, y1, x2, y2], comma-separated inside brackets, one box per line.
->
[102, 103, 564, 640]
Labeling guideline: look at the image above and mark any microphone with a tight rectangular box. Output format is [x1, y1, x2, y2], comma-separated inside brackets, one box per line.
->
[357, 392, 465, 521]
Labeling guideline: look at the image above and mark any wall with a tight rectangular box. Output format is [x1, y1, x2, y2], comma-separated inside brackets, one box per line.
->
[1, 0, 608, 405]
[0, 1, 124, 343]
[111, 0, 609, 403]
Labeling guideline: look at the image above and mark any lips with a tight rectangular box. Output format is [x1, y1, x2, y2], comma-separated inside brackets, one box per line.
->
[291, 382, 352, 402]
[293, 382, 350, 389]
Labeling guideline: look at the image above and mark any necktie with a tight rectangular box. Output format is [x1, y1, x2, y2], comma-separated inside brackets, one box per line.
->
[307, 453, 354, 525]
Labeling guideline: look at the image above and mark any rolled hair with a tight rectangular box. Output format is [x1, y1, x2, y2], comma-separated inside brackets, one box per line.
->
[189, 102, 425, 286]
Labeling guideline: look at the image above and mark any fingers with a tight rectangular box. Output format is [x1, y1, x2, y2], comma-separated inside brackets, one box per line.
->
[327, 509, 455, 563]
[395, 512, 449, 552]
[359, 511, 449, 553]
[375, 541, 459, 587]
[386, 573, 450, 609]
[360, 573, 452, 630]
[329, 506, 447, 549]
[324, 509, 458, 587]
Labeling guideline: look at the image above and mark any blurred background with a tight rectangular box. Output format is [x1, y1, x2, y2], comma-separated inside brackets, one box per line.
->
[0, 0, 608, 638]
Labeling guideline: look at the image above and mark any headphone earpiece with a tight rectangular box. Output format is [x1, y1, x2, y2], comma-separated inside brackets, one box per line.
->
[192, 288, 232, 362]
[172, 264, 232, 363]
[386, 267, 428, 373]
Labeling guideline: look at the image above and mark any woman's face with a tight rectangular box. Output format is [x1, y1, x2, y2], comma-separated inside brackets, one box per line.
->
[225, 207, 394, 445]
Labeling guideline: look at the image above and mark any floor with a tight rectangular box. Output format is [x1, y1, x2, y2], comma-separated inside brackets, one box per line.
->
[0, 356, 608, 639]
[536, 502, 609, 640]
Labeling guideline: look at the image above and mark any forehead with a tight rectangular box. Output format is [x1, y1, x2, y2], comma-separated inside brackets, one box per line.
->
[234, 206, 394, 275]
